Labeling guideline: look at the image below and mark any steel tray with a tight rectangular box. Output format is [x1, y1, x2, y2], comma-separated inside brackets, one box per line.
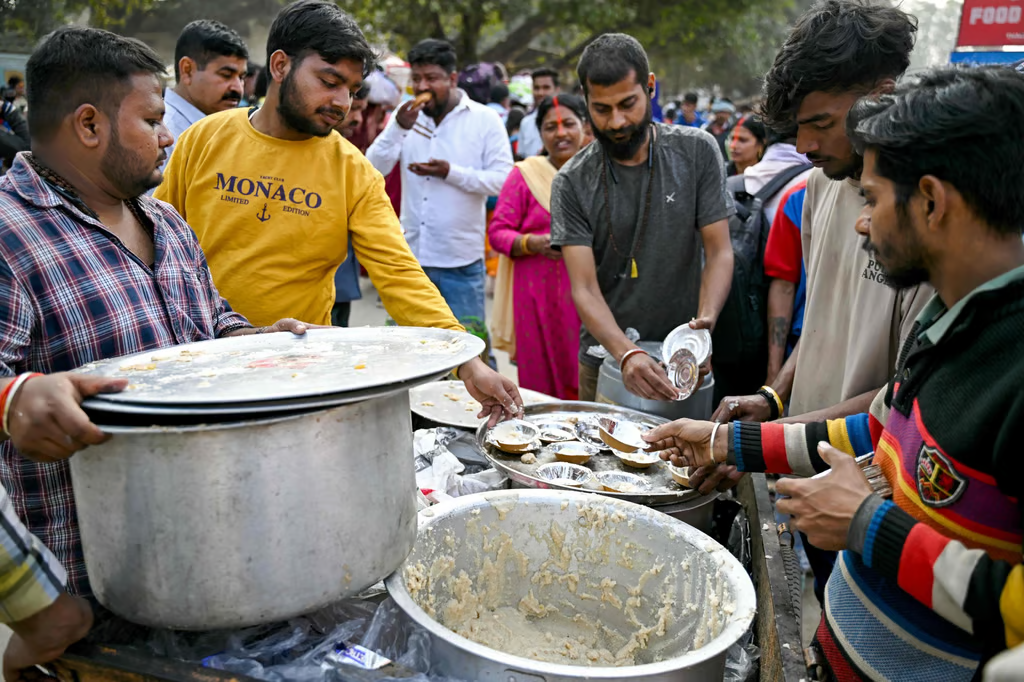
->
[75, 327, 484, 406]
[410, 380, 557, 429]
[476, 402, 699, 506]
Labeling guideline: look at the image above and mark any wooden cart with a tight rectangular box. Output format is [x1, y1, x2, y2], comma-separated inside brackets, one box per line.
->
[47, 474, 807, 682]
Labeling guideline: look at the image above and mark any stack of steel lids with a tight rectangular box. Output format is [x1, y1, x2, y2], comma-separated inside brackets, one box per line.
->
[76, 327, 485, 427]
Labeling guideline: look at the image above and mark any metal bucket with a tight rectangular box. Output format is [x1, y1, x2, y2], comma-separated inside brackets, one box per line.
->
[70, 392, 417, 630]
[596, 341, 715, 421]
[386, 490, 756, 681]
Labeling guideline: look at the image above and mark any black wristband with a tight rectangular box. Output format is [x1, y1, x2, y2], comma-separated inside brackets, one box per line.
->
[756, 389, 780, 420]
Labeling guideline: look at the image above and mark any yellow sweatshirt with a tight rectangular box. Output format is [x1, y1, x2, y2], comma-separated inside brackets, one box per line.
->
[155, 108, 461, 331]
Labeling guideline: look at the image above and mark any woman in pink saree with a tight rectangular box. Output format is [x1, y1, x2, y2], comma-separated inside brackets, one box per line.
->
[488, 94, 589, 399]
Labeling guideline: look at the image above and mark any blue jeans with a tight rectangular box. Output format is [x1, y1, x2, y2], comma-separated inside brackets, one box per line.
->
[422, 260, 486, 329]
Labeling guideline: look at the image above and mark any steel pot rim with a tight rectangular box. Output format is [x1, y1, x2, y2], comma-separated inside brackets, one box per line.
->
[384, 489, 756, 678]
[95, 402, 345, 434]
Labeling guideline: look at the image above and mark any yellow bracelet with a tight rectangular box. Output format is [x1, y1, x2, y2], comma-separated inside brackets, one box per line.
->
[761, 385, 784, 417]
[519, 234, 533, 255]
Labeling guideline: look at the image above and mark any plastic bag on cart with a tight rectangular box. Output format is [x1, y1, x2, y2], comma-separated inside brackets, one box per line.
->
[443, 430, 491, 472]
[587, 327, 639, 360]
[722, 628, 761, 682]
[414, 428, 507, 499]
[200, 600, 380, 680]
[414, 429, 465, 491]
[358, 597, 468, 682]
[446, 468, 506, 497]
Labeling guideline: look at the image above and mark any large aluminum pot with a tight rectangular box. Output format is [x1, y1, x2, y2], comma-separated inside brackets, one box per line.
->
[70, 391, 417, 630]
[386, 490, 756, 681]
[596, 341, 715, 421]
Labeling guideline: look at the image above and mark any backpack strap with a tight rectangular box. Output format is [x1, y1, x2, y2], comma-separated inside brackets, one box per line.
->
[754, 162, 813, 202]
[726, 173, 747, 195]
[745, 162, 813, 268]
[726, 173, 752, 222]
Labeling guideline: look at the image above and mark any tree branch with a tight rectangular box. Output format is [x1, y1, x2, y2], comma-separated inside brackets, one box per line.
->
[479, 13, 549, 64]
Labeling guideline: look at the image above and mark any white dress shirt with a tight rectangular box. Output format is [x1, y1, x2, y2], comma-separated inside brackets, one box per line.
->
[161, 87, 207, 173]
[366, 90, 513, 269]
[517, 109, 543, 157]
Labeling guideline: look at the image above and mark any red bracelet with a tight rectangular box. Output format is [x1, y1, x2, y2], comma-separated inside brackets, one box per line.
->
[0, 373, 41, 437]
[0, 377, 20, 417]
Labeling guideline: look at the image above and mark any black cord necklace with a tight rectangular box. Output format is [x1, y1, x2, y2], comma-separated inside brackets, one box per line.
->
[26, 153, 149, 234]
[600, 124, 656, 280]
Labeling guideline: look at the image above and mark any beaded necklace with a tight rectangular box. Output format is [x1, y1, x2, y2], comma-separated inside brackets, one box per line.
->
[26, 153, 150, 234]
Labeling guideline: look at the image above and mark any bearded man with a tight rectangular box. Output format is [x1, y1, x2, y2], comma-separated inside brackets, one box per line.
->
[156, 0, 522, 421]
[550, 33, 734, 404]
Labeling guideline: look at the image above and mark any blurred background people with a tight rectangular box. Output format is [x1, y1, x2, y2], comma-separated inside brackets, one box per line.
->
[518, 67, 560, 157]
[488, 94, 588, 399]
[727, 115, 767, 176]
[160, 19, 248, 172]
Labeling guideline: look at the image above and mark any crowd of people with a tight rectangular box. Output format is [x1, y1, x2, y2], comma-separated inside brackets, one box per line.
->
[0, 0, 1018, 680]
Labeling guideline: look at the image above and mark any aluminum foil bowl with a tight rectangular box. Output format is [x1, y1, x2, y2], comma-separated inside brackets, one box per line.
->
[612, 449, 663, 469]
[595, 471, 654, 494]
[487, 419, 541, 453]
[548, 441, 598, 465]
[538, 424, 578, 444]
[574, 420, 611, 450]
[386, 490, 757, 681]
[598, 417, 649, 453]
[669, 465, 693, 488]
[535, 462, 595, 487]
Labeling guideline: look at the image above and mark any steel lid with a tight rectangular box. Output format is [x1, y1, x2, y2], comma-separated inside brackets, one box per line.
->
[661, 325, 712, 366]
[75, 327, 485, 406]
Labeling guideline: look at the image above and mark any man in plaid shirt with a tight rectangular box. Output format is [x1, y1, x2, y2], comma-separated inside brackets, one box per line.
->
[0, 27, 316, 604]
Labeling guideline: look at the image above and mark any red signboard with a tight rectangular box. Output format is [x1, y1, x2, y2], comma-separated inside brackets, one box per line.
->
[957, 0, 1024, 47]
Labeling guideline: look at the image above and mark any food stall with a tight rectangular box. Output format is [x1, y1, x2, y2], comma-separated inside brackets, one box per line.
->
[40, 328, 806, 682]
[949, 0, 1024, 66]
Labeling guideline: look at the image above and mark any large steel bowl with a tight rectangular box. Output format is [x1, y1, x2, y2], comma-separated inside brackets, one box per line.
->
[385, 490, 756, 681]
[71, 392, 417, 630]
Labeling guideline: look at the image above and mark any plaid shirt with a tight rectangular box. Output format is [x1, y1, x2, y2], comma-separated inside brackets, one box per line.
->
[0, 154, 251, 595]
[0, 483, 66, 623]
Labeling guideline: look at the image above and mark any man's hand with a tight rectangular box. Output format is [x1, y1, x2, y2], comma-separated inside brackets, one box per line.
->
[526, 234, 562, 261]
[224, 319, 328, 336]
[408, 159, 450, 179]
[711, 393, 772, 423]
[688, 317, 714, 387]
[622, 354, 679, 402]
[775, 443, 874, 551]
[4, 592, 92, 682]
[7, 374, 128, 463]
[394, 97, 427, 130]
[687, 463, 743, 495]
[458, 357, 524, 427]
[643, 418, 721, 469]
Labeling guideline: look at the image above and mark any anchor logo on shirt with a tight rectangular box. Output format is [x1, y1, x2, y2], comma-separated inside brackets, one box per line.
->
[256, 203, 271, 223]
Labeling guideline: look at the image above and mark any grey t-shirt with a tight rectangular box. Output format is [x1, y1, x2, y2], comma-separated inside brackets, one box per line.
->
[551, 123, 732, 367]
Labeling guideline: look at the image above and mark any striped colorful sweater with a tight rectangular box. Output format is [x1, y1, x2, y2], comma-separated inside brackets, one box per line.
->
[728, 267, 1024, 681]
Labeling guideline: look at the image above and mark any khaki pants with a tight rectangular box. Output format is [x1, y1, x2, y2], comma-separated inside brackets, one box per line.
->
[578, 362, 600, 402]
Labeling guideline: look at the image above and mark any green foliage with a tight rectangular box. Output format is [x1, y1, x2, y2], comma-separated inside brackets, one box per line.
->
[1, 0, 803, 95]
[0, 0, 154, 39]
[347, 0, 798, 93]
